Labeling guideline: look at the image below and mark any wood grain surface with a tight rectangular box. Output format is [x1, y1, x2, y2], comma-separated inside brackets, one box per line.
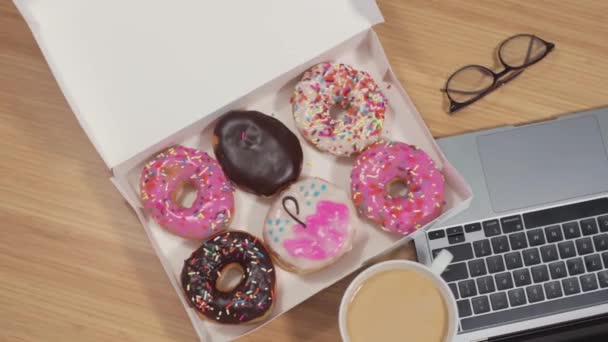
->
[1, 1, 607, 341]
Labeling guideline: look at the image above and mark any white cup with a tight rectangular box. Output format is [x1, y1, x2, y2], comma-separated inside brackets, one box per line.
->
[339, 250, 458, 342]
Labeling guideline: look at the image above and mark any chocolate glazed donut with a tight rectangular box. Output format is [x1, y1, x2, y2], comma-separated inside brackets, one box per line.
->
[181, 231, 276, 324]
[213, 110, 303, 196]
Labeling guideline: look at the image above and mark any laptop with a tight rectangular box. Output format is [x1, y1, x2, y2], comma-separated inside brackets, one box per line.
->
[415, 107, 608, 341]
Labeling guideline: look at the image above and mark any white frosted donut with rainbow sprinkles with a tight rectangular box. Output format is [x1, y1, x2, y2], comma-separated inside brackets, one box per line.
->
[351, 141, 445, 235]
[292, 62, 387, 156]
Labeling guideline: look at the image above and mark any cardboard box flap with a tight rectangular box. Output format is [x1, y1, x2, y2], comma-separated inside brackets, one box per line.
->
[13, 0, 384, 168]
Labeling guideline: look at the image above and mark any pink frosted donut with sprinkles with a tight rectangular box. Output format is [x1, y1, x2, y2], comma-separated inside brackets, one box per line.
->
[351, 141, 446, 235]
[140, 145, 235, 239]
[292, 62, 387, 156]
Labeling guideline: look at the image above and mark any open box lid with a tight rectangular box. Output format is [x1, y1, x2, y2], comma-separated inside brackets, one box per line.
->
[14, 0, 384, 169]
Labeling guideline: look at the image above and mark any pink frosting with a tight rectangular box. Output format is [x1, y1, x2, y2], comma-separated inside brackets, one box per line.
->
[283, 200, 350, 260]
[351, 141, 445, 235]
[140, 145, 234, 239]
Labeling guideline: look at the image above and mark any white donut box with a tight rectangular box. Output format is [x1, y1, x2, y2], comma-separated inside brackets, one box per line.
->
[15, 1, 473, 341]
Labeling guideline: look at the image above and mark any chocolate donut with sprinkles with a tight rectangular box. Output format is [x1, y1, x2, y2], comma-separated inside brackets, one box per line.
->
[351, 141, 446, 235]
[181, 231, 276, 324]
[292, 62, 387, 156]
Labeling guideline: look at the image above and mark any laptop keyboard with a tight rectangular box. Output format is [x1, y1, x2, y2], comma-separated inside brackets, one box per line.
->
[428, 197, 608, 332]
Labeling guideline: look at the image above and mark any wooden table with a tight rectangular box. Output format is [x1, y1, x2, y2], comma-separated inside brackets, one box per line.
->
[1, 1, 606, 341]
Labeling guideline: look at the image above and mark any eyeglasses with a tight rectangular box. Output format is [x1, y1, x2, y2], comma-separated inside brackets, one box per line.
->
[442, 34, 555, 114]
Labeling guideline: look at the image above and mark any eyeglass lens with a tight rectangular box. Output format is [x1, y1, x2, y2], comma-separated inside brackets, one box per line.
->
[500, 34, 548, 68]
[446, 66, 494, 103]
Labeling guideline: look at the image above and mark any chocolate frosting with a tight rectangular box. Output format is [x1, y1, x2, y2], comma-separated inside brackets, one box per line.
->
[181, 231, 276, 324]
[213, 110, 303, 196]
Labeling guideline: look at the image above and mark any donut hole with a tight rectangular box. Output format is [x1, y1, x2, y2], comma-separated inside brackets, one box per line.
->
[172, 180, 198, 208]
[386, 178, 410, 198]
[329, 105, 348, 122]
[216, 263, 245, 293]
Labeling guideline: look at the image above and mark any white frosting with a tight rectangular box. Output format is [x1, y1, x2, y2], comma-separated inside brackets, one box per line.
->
[263, 178, 357, 273]
[292, 62, 386, 156]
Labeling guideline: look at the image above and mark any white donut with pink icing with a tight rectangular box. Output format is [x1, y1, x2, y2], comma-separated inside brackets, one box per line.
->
[263, 178, 357, 273]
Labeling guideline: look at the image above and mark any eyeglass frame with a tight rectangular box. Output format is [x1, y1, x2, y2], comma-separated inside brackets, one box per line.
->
[442, 34, 556, 114]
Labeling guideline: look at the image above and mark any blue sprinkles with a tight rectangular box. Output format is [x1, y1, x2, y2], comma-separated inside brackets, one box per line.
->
[274, 236, 279, 243]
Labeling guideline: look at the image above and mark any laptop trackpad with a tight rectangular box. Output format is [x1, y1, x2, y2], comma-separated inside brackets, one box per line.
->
[478, 115, 608, 213]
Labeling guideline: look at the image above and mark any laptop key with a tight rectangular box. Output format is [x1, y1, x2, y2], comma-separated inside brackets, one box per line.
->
[581, 274, 599, 292]
[562, 277, 581, 295]
[526, 285, 545, 303]
[490, 292, 509, 311]
[598, 271, 608, 288]
[567, 257, 585, 276]
[477, 276, 496, 294]
[501, 215, 524, 234]
[468, 259, 487, 277]
[540, 245, 558, 262]
[527, 229, 546, 247]
[544, 281, 563, 299]
[545, 225, 564, 243]
[522, 248, 541, 266]
[581, 218, 599, 236]
[598, 215, 608, 232]
[504, 252, 523, 270]
[563, 222, 582, 239]
[513, 268, 532, 287]
[432, 243, 474, 262]
[531, 264, 550, 283]
[461, 288, 608, 331]
[495, 272, 514, 290]
[483, 219, 501, 237]
[558, 240, 576, 259]
[428, 230, 445, 240]
[492, 236, 510, 254]
[457, 299, 472, 318]
[465, 223, 482, 233]
[508, 288, 527, 307]
[448, 283, 459, 299]
[509, 232, 528, 250]
[593, 234, 608, 252]
[487, 255, 506, 273]
[549, 261, 567, 279]
[441, 262, 469, 282]
[471, 296, 491, 314]
[473, 239, 492, 258]
[576, 237, 594, 255]
[585, 254, 602, 272]
[603, 252, 608, 268]
[458, 279, 477, 298]
[448, 233, 466, 244]
[446, 226, 463, 235]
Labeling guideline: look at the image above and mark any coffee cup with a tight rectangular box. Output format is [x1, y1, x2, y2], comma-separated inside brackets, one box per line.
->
[339, 250, 458, 342]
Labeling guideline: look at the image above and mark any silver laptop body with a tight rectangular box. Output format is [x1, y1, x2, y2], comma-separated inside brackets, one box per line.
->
[415, 108, 608, 341]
